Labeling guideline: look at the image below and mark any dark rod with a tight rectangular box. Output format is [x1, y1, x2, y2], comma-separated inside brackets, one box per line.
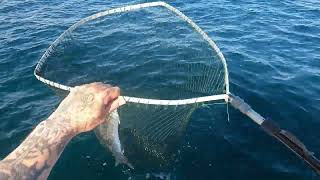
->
[228, 93, 320, 175]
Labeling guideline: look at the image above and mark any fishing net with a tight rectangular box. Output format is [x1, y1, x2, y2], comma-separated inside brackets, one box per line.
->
[34, 2, 229, 171]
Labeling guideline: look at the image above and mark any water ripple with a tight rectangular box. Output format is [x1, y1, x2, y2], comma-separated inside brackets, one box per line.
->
[0, 0, 320, 179]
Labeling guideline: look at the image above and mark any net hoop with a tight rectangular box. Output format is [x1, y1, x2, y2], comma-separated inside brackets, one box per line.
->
[34, 1, 230, 105]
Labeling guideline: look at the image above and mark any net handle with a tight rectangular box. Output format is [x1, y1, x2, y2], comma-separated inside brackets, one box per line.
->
[229, 93, 320, 175]
[34, 1, 230, 105]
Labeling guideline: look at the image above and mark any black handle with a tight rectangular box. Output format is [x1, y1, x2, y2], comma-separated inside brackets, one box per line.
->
[229, 94, 320, 175]
[261, 120, 320, 175]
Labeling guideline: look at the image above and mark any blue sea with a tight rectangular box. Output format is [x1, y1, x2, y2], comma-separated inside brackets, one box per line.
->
[1, 0, 320, 179]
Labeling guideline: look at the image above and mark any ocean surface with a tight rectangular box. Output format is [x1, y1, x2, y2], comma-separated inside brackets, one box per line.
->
[1, 0, 320, 179]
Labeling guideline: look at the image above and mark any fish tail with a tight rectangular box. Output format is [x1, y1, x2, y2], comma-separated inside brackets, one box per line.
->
[115, 155, 134, 169]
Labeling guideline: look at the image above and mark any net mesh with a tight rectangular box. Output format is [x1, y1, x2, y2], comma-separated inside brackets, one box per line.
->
[37, 3, 227, 171]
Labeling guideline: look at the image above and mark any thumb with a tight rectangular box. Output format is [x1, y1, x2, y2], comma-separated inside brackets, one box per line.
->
[106, 96, 126, 113]
[103, 87, 120, 105]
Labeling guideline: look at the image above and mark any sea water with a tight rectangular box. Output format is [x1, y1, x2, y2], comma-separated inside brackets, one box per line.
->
[0, 0, 319, 179]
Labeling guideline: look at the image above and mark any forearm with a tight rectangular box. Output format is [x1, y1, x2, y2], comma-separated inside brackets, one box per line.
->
[0, 83, 121, 179]
[0, 117, 75, 180]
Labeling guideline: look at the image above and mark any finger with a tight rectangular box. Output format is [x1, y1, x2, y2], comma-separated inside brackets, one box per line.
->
[106, 97, 126, 113]
[93, 82, 112, 90]
[84, 82, 109, 92]
[103, 87, 120, 104]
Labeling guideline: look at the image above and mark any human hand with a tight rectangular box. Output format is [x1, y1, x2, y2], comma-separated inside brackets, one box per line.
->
[49, 82, 125, 135]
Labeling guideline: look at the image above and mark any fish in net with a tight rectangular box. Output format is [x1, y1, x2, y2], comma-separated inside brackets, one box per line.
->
[34, 2, 228, 171]
[35, 1, 320, 175]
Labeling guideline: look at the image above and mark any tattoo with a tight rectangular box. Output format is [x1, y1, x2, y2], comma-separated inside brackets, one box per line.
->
[0, 118, 75, 180]
[0, 83, 113, 179]
[79, 93, 94, 110]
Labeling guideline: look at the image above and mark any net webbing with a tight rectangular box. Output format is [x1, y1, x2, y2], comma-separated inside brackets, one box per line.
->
[34, 2, 229, 170]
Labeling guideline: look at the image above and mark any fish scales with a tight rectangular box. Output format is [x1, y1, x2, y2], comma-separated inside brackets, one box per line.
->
[94, 110, 134, 169]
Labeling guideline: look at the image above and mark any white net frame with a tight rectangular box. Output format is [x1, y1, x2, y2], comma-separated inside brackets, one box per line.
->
[34, 1, 229, 105]
[33, 2, 320, 172]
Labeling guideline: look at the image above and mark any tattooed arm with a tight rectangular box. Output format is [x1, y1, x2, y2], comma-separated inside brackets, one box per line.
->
[0, 83, 123, 180]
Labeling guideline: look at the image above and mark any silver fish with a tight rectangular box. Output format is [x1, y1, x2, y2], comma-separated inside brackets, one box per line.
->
[94, 110, 134, 169]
